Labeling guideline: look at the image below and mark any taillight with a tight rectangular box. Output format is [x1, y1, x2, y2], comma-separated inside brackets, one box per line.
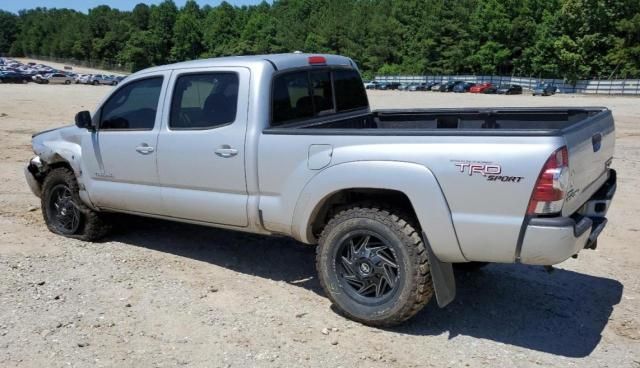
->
[308, 56, 327, 65]
[527, 146, 570, 215]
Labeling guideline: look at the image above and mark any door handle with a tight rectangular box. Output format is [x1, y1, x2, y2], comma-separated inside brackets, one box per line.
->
[215, 146, 238, 158]
[135, 143, 155, 155]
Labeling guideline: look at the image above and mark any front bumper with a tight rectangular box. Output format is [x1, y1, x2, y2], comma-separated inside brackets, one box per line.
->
[519, 169, 616, 265]
[24, 156, 44, 197]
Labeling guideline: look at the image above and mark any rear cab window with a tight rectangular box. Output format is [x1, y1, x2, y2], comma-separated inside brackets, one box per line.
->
[170, 72, 239, 129]
[271, 68, 367, 127]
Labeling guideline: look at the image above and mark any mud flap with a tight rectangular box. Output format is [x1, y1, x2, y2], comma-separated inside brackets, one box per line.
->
[422, 232, 456, 307]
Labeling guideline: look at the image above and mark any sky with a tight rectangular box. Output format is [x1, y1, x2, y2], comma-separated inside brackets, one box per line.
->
[0, 0, 269, 13]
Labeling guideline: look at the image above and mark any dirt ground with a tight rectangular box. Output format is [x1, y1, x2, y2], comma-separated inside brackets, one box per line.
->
[0, 77, 639, 367]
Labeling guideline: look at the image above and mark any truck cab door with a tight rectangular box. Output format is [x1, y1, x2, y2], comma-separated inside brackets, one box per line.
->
[81, 72, 170, 215]
[156, 67, 250, 227]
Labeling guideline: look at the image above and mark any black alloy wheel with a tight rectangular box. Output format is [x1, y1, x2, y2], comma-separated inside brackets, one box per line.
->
[46, 183, 81, 235]
[336, 231, 400, 304]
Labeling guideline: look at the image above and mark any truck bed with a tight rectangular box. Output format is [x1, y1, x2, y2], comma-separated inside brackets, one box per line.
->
[264, 107, 607, 137]
[264, 105, 615, 220]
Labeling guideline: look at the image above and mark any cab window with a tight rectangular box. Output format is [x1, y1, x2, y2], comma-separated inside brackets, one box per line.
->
[271, 68, 367, 127]
[170, 73, 239, 129]
[333, 70, 368, 112]
[272, 71, 314, 125]
[100, 77, 163, 130]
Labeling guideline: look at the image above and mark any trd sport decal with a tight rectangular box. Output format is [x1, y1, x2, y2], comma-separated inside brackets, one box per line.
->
[452, 160, 524, 183]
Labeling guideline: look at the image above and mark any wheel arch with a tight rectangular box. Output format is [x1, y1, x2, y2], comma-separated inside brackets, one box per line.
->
[40, 150, 82, 179]
[291, 160, 467, 262]
[34, 141, 96, 210]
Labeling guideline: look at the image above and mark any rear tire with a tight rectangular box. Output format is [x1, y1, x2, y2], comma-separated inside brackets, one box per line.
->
[41, 167, 110, 241]
[317, 205, 433, 326]
[93, 80, 99, 86]
[65, 80, 71, 85]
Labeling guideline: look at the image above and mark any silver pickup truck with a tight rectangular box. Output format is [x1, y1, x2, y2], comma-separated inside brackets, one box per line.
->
[25, 53, 616, 326]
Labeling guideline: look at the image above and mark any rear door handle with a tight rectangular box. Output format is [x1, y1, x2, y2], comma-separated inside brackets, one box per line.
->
[135, 143, 155, 155]
[215, 146, 238, 158]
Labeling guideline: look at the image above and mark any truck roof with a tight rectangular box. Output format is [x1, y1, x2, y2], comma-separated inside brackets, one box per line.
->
[134, 53, 357, 76]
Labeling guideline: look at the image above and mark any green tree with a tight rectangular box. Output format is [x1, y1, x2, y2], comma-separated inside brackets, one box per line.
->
[149, 0, 178, 63]
[0, 10, 18, 54]
[3, 0, 640, 78]
[237, 2, 276, 54]
[202, 1, 241, 56]
[131, 3, 151, 30]
[606, 2, 640, 77]
[119, 30, 161, 71]
[170, 0, 203, 61]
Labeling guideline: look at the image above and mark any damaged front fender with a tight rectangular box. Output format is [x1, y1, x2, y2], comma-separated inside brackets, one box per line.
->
[25, 125, 85, 198]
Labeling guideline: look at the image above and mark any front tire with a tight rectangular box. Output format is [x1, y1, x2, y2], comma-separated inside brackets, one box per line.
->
[317, 206, 433, 326]
[41, 167, 109, 241]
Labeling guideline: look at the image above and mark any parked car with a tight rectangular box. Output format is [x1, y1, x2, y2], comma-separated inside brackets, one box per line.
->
[75, 74, 91, 84]
[408, 82, 430, 91]
[89, 74, 118, 86]
[439, 80, 464, 92]
[25, 53, 616, 327]
[398, 83, 413, 91]
[425, 81, 438, 90]
[32, 74, 48, 84]
[386, 82, 401, 90]
[453, 82, 475, 93]
[18, 71, 40, 80]
[33, 73, 73, 85]
[470, 82, 492, 93]
[376, 82, 400, 90]
[364, 81, 379, 90]
[430, 82, 442, 91]
[496, 84, 523, 95]
[0, 71, 30, 84]
[47, 73, 74, 85]
[533, 83, 557, 96]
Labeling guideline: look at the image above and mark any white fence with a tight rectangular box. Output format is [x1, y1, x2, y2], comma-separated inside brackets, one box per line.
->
[375, 75, 640, 95]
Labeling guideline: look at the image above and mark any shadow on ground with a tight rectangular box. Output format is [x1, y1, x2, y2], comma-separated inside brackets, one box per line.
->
[109, 216, 623, 358]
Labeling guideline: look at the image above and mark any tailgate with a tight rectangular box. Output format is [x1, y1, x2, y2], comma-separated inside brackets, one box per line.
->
[562, 109, 615, 216]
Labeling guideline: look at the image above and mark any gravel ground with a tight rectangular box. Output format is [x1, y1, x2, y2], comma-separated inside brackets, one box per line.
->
[0, 78, 639, 367]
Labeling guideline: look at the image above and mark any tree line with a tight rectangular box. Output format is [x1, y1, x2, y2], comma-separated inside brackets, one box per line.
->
[0, 0, 639, 81]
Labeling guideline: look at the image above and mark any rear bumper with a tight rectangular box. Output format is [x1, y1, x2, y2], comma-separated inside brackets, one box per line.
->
[519, 169, 616, 265]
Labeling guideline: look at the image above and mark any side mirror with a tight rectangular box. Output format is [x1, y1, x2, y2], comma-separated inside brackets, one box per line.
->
[75, 111, 94, 130]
